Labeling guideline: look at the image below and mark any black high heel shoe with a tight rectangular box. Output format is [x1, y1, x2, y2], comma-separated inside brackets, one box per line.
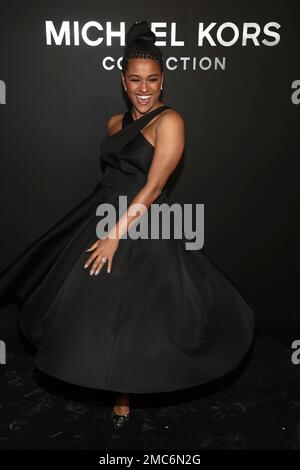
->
[111, 408, 130, 429]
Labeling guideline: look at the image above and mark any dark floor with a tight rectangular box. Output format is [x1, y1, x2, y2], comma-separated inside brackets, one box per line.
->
[0, 325, 300, 450]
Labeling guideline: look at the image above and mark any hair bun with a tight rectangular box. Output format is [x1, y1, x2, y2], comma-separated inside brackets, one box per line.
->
[126, 21, 156, 47]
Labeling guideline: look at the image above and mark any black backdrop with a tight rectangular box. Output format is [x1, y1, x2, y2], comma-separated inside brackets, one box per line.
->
[0, 0, 299, 328]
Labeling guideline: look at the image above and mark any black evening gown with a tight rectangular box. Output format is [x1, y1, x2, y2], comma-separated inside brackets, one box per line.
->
[0, 105, 255, 393]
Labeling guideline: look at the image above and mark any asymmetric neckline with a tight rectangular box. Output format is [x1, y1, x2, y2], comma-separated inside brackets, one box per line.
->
[129, 105, 169, 123]
[121, 105, 170, 149]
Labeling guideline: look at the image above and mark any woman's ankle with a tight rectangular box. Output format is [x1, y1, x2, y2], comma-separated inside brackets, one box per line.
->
[113, 393, 130, 415]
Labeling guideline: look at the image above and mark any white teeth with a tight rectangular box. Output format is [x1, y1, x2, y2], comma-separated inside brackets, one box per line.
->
[138, 96, 150, 99]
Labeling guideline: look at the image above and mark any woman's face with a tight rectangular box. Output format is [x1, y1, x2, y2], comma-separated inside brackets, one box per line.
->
[122, 58, 164, 115]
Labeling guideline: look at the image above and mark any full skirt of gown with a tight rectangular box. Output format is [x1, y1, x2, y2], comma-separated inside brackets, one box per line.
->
[0, 105, 255, 393]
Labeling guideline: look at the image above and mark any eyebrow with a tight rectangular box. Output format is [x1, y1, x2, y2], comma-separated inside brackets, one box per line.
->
[127, 73, 159, 78]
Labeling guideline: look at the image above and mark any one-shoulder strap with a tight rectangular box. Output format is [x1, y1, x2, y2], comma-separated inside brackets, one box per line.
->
[122, 104, 170, 129]
[105, 105, 170, 152]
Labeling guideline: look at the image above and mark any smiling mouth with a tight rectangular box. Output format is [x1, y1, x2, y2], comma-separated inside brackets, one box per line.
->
[136, 95, 152, 104]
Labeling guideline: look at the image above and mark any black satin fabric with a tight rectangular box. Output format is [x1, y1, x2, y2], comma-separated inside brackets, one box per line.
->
[0, 105, 255, 393]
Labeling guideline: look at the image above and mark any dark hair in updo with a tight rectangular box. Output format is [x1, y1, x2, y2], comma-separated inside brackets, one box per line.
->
[122, 21, 164, 74]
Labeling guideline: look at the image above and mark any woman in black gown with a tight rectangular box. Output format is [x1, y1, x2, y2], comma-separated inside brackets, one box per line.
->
[0, 21, 255, 430]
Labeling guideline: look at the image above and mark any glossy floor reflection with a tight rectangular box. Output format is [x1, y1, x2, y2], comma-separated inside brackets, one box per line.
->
[0, 325, 299, 450]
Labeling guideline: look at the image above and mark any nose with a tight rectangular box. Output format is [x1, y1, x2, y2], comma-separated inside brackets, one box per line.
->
[139, 81, 149, 93]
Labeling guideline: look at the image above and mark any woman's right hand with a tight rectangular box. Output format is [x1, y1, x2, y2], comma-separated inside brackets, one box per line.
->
[84, 236, 119, 275]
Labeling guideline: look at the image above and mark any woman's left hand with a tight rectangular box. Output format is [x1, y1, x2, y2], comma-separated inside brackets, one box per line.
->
[84, 236, 119, 275]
